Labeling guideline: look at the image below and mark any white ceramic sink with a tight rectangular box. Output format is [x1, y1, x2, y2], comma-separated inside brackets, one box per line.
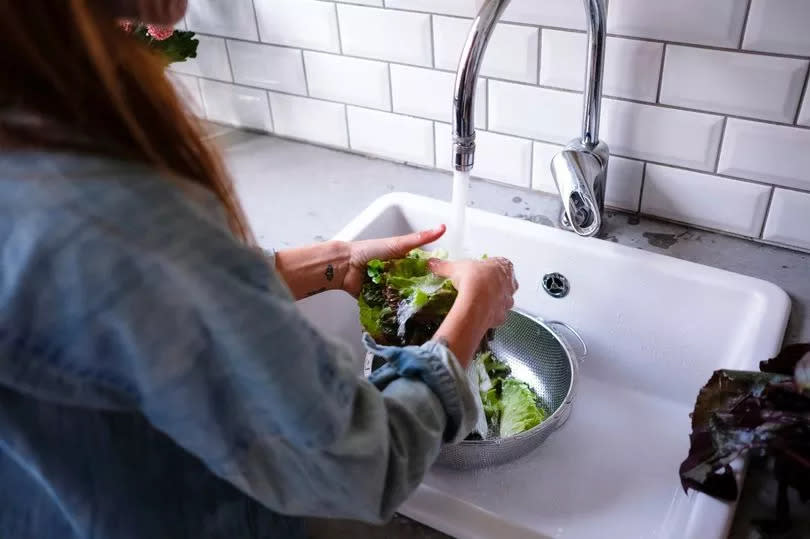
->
[297, 193, 791, 539]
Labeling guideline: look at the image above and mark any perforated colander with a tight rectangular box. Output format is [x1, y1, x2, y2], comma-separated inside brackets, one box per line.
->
[365, 309, 586, 470]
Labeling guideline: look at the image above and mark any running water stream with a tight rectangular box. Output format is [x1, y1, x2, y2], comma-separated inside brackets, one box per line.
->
[448, 169, 471, 259]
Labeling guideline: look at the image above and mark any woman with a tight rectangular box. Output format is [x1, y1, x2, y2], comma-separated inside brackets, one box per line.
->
[0, 1, 517, 538]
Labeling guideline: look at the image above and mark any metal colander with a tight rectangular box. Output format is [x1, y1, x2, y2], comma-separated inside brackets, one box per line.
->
[365, 310, 586, 470]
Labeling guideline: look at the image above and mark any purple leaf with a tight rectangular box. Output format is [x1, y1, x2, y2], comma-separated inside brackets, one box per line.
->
[761, 343, 810, 375]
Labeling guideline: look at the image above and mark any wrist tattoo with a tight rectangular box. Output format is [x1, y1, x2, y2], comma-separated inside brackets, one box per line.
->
[305, 287, 327, 297]
[325, 264, 335, 282]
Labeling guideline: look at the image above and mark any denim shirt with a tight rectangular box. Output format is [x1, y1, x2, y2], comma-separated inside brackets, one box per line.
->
[0, 151, 477, 539]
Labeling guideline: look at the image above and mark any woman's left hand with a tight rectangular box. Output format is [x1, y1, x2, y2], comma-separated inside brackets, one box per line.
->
[341, 225, 446, 297]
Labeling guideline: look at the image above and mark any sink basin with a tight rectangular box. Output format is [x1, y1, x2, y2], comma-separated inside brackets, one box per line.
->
[296, 192, 790, 539]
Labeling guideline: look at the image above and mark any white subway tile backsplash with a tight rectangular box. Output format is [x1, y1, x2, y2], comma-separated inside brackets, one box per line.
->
[478, 23, 539, 84]
[530, 141, 560, 193]
[743, 0, 810, 57]
[338, 5, 432, 66]
[305, 52, 390, 110]
[269, 93, 348, 147]
[200, 79, 273, 131]
[227, 41, 307, 95]
[435, 123, 532, 187]
[608, 0, 748, 48]
[488, 81, 581, 144]
[432, 16, 539, 83]
[347, 107, 434, 166]
[718, 119, 810, 191]
[762, 189, 810, 251]
[432, 16, 468, 71]
[386, 0, 478, 17]
[531, 142, 643, 211]
[168, 73, 204, 116]
[660, 46, 808, 123]
[642, 164, 771, 237]
[502, 0, 586, 31]
[390, 65, 485, 127]
[604, 156, 645, 211]
[540, 30, 663, 102]
[255, 0, 340, 53]
[170, 36, 231, 81]
[186, 0, 258, 40]
[184, 0, 810, 251]
[600, 99, 724, 171]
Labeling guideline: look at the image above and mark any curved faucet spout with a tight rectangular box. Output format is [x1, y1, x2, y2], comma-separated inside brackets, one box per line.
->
[452, 0, 610, 237]
[451, 0, 511, 172]
[581, 0, 607, 147]
[552, 0, 609, 237]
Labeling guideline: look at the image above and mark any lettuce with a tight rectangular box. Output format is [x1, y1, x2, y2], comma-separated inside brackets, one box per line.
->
[360, 248, 548, 440]
[679, 343, 810, 531]
[358, 249, 456, 346]
[499, 379, 547, 438]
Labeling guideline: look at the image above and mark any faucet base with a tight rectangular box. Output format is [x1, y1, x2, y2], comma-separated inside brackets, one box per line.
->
[551, 138, 609, 237]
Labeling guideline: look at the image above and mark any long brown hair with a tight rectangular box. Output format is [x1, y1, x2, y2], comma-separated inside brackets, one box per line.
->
[0, 0, 252, 242]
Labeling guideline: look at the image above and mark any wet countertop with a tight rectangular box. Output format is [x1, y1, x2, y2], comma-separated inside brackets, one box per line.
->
[212, 127, 810, 539]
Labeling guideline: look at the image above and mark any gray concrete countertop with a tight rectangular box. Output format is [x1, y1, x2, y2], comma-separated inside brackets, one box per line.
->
[215, 129, 810, 538]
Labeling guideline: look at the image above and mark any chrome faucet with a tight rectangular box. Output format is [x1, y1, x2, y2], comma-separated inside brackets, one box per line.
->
[452, 0, 609, 237]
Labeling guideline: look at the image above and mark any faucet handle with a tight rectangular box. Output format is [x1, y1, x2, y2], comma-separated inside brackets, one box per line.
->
[550, 149, 603, 237]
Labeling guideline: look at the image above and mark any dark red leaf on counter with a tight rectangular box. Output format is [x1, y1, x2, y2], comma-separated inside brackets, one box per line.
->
[680, 343, 810, 527]
[761, 343, 810, 375]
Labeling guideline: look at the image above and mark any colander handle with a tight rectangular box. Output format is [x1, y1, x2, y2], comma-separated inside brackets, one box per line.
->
[546, 320, 588, 360]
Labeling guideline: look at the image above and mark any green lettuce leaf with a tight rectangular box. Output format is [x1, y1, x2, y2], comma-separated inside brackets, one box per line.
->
[367, 259, 386, 284]
[499, 379, 547, 438]
[357, 249, 457, 345]
[407, 248, 449, 260]
[481, 351, 511, 380]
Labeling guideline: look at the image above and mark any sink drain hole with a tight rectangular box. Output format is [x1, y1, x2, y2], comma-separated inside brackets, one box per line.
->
[542, 272, 570, 298]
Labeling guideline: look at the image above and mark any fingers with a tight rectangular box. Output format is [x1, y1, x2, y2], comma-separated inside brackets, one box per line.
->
[426, 258, 452, 277]
[388, 225, 446, 257]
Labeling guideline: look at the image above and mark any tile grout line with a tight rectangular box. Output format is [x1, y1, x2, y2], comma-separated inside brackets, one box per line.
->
[637, 162, 648, 214]
[737, 0, 754, 50]
[386, 63, 395, 112]
[483, 78, 489, 130]
[536, 27, 543, 85]
[713, 117, 728, 174]
[655, 44, 667, 104]
[344, 104, 352, 149]
[793, 65, 810, 125]
[334, 3, 344, 55]
[265, 89, 276, 133]
[192, 33, 810, 131]
[222, 40, 236, 83]
[248, 0, 262, 41]
[193, 76, 205, 117]
[431, 121, 437, 168]
[301, 51, 311, 97]
[759, 187, 775, 238]
[429, 15, 437, 69]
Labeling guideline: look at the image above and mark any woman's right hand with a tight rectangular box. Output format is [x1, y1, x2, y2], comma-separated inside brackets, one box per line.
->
[428, 257, 518, 367]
